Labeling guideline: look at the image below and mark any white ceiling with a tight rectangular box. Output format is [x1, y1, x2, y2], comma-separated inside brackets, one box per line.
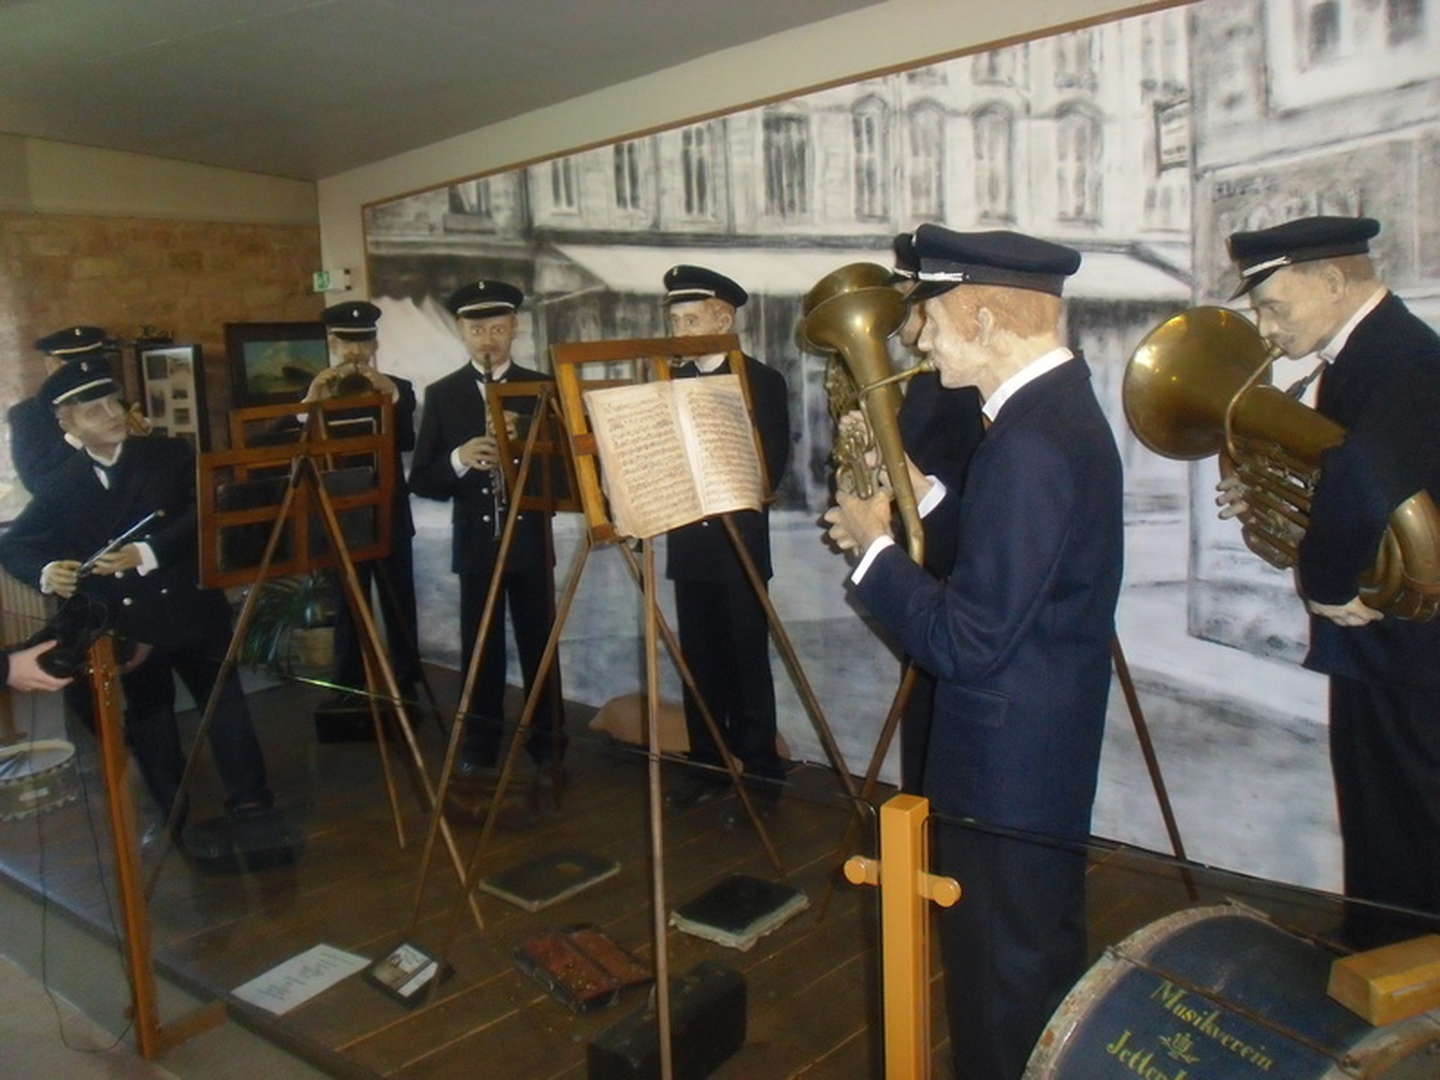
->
[0, 0, 879, 181]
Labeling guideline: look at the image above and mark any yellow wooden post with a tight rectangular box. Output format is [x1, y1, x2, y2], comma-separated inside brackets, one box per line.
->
[845, 794, 961, 1079]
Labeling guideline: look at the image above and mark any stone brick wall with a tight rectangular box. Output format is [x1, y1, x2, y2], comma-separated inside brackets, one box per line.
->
[1, 212, 322, 516]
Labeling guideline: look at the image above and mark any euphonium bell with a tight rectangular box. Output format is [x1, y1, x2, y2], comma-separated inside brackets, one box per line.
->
[802, 262, 927, 563]
[1124, 306, 1440, 620]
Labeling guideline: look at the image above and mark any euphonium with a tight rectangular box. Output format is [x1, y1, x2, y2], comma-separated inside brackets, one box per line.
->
[1123, 306, 1440, 620]
[802, 262, 929, 563]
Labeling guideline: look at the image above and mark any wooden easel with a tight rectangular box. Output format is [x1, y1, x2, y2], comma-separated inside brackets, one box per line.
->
[403, 339, 789, 938]
[145, 396, 483, 927]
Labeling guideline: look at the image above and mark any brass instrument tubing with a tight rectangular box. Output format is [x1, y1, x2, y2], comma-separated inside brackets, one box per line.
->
[857, 360, 935, 400]
[1222, 342, 1285, 465]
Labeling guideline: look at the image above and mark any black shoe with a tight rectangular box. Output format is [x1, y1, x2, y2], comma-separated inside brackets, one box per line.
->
[664, 773, 728, 811]
[722, 781, 783, 829]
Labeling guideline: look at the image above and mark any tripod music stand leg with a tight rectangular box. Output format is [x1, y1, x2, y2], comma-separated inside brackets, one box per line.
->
[144, 456, 306, 899]
[372, 560, 449, 740]
[436, 531, 591, 966]
[1109, 635, 1196, 899]
[360, 643, 407, 849]
[641, 539, 676, 1080]
[614, 542, 784, 876]
[719, 514, 864, 816]
[307, 458, 483, 929]
[816, 662, 920, 923]
[406, 403, 551, 932]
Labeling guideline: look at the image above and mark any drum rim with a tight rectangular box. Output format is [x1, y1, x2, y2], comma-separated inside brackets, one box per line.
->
[0, 738, 78, 769]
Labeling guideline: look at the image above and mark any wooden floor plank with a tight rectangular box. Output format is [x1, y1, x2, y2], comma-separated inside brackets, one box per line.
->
[6, 671, 1330, 1080]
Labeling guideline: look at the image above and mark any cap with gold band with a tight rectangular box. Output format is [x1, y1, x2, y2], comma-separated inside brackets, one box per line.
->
[908, 224, 1081, 301]
[446, 280, 523, 319]
[1227, 215, 1380, 299]
[41, 356, 119, 408]
[322, 300, 381, 340]
[34, 325, 107, 358]
[662, 264, 747, 308]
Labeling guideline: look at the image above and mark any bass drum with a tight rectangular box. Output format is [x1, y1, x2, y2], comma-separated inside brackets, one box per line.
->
[1025, 904, 1440, 1079]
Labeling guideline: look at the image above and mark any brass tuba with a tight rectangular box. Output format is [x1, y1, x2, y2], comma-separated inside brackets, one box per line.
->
[1124, 306, 1440, 619]
[802, 262, 930, 563]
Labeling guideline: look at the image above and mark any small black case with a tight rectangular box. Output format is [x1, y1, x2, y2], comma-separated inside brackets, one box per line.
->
[587, 961, 745, 1080]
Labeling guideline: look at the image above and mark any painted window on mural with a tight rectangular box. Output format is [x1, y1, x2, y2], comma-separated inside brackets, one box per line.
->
[680, 123, 714, 218]
[450, 178, 492, 219]
[852, 98, 888, 220]
[550, 157, 578, 211]
[1057, 106, 1102, 222]
[1055, 29, 1099, 91]
[973, 105, 1014, 222]
[908, 103, 945, 218]
[763, 111, 811, 218]
[1387, 0, 1424, 43]
[974, 47, 1016, 85]
[614, 141, 644, 211]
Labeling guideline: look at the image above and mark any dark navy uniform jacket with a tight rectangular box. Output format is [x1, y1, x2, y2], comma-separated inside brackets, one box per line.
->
[665, 353, 790, 583]
[8, 395, 75, 494]
[0, 436, 229, 650]
[1301, 293, 1440, 688]
[408, 363, 552, 577]
[856, 357, 1123, 837]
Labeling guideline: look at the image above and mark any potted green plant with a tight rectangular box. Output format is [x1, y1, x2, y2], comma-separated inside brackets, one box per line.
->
[239, 572, 335, 676]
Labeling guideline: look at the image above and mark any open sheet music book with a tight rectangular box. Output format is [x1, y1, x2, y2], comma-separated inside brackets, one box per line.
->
[583, 374, 763, 540]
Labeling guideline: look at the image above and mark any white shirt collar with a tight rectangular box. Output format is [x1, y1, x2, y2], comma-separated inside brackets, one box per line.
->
[981, 347, 1073, 423]
[695, 353, 727, 374]
[86, 443, 123, 468]
[471, 359, 512, 381]
[1318, 287, 1386, 363]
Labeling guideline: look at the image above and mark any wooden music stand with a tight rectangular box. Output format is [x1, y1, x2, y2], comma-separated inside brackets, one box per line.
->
[146, 396, 483, 928]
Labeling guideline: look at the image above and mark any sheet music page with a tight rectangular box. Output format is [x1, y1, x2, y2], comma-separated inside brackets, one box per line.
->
[673, 375, 764, 517]
[583, 381, 703, 538]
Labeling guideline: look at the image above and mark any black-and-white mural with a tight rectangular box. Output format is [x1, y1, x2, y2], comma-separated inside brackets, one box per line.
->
[361, 0, 1440, 893]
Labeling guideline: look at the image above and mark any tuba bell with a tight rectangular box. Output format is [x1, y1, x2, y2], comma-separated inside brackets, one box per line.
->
[1124, 306, 1440, 620]
[802, 263, 930, 563]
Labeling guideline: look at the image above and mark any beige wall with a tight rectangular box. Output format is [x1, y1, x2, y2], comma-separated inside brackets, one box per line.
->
[317, 0, 1169, 295]
[0, 134, 317, 225]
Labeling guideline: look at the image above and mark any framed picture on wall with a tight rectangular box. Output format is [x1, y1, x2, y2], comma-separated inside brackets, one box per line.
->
[224, 321, 328, 408]
[137, 343, 209, 451]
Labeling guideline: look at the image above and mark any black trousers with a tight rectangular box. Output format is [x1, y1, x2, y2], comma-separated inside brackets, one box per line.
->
[1330, 674, 1440, 946]
[673, 578, 784, 782]
[934, 820, 1088, 1080]
[458, 565, 563, 767]
[901, 666, 938, 795]
[331, 534, 421, 693]
[120, 607, 272, 816]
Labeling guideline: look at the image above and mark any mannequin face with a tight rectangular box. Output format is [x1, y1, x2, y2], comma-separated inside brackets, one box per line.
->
[918, 293, 996, 392]
[458, 313, 517, 371]
[328, 333, 378, 368]
[57, 392, 127, 453]
[1248, 265, 1347, 360]
[667, 299, 733, 338]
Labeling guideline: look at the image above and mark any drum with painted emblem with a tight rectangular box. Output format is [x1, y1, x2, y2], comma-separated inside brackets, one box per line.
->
[0, 738, 80, 821]
[1025, 903, 1440, 1079]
